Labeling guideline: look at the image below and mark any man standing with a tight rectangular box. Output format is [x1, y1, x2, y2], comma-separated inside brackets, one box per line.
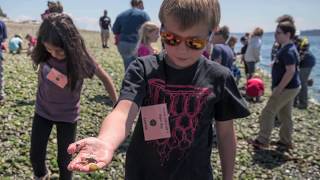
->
[99, 10, 111, 48]
[0, 19, 7, 104]
[112, 0, 150, 70]
[211, 26, 235, 70]
[250, 15, 300, 150]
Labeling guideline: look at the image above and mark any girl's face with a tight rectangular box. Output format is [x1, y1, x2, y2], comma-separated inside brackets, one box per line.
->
[148, 29, 160, 43]
[43, 42, 65, 60]
[162, 16, 209, 69]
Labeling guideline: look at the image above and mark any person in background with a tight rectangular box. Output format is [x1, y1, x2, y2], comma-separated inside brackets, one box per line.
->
[25, 34, 37, 56]
[99, 10, 112, 48]
[294, 37, 316, 109]
[244, 27, 264, 79]
[249, 15, 300, 151]
[0, 19, 7, 104]
[211, 25, 234, 70]
[29, 13, 117, 180]
[239, 36, 249, 76]
[246, 73, 265, 102]
[227, 35, 241, 84]
[227, 35, 238, 56]
[112, 0, 150, 70]
[136, 21, 159, 57]
[67, 0, 250, 179]
[41, 1, 63, 20]
[9, 34, 23, 54]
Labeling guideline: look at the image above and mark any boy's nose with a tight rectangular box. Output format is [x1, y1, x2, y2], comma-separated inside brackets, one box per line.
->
[176, 41, 189, 52]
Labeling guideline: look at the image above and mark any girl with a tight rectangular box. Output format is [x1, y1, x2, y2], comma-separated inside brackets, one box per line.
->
[136, 21, 159, 57]
[30, 13, 117, 180]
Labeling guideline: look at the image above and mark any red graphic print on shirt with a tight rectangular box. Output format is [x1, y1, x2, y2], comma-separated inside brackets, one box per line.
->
[145, 79, 212, 164]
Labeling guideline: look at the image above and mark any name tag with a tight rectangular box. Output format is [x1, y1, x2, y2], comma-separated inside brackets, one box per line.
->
[141, 104, 171, 141]
[46, 68, 68, 88]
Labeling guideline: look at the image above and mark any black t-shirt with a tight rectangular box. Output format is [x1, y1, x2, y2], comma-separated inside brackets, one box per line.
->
[240, 44, 248, 55]
[119, 53, 250, 180]
[99, 16, 111, 30]
[272, 43, 300, 89]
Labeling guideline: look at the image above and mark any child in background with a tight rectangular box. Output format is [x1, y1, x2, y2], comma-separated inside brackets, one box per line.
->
[227, 36, 241, 84]
[25, 34, 37, 56]
[30, 13, 118, 180]
[67, 0, 250, 179]
[137, 21, 160, 57]
[9, 34, 23, 54]
[246, 73, 265, 102]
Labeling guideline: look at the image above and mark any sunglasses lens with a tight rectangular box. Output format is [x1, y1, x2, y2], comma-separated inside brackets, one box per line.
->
[186, 39, 206, 50]
[161, 31, 207, 50]
[161, 32, 181, 46]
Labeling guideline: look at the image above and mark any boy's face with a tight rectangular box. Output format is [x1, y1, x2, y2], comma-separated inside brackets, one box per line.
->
[162, 16, 210, 69]
[275, 27, 290, 45]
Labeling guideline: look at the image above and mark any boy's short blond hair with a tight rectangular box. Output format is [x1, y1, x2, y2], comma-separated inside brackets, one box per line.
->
[159, 0, 220, 31]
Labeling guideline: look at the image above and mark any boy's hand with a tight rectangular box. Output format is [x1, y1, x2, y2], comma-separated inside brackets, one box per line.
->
[67, 137, 114, 172]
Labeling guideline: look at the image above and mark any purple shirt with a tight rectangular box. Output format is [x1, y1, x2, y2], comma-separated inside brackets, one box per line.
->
[36, 57, 94, 123]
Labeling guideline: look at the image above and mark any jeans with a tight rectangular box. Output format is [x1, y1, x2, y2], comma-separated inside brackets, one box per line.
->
[246, 61, 256, 78]
[117, 41, 137, 70]
[296, 67, 313, 108]
[30, 113, 77, 180]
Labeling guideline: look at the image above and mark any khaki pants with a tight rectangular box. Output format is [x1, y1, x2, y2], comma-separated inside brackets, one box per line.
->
[257, 87, 300, 145]
[100, 29, 110, 46]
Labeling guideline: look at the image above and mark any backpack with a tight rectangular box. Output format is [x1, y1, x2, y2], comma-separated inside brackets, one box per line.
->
[100, 17, 110, 29]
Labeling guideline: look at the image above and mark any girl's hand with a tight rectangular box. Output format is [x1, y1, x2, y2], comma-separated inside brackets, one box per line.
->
[67, 137, 114, 172]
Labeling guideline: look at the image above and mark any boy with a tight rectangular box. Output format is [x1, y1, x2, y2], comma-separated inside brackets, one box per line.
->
[68, 0, 250, 179]
[250, 15, 300, 150]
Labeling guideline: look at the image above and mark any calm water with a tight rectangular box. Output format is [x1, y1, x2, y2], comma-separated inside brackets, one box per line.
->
[234, 33, 320, 103]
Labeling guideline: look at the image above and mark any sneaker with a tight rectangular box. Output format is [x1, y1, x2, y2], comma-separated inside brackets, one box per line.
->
[248, 139, 269, 149]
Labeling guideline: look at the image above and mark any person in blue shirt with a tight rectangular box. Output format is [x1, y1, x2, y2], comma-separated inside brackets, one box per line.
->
[112, 0, 150, 70]
[295, 38, 316, 109]
[9, 34, 23, 54]
[0, 20, 7, 104]
[211, 25, 235, 70]
[250, 15, 300, 150]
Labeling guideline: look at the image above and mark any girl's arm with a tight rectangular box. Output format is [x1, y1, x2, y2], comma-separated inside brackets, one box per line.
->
[67, 100, 139, 172]
[216, 120, 236, 180]
[94, 62, 118, 104]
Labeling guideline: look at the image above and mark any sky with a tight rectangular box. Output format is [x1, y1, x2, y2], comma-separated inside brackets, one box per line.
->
[1, 0, 320, 33]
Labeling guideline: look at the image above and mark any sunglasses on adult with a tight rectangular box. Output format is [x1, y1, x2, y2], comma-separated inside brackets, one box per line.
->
[160, 30, 211, 50]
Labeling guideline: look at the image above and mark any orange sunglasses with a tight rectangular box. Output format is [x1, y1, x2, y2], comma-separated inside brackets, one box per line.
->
[160, 30, 211, 50]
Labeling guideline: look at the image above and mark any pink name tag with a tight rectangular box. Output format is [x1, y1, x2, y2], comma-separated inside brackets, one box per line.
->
[46, 68, 68, 88]
[141, 104, 171, 141]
